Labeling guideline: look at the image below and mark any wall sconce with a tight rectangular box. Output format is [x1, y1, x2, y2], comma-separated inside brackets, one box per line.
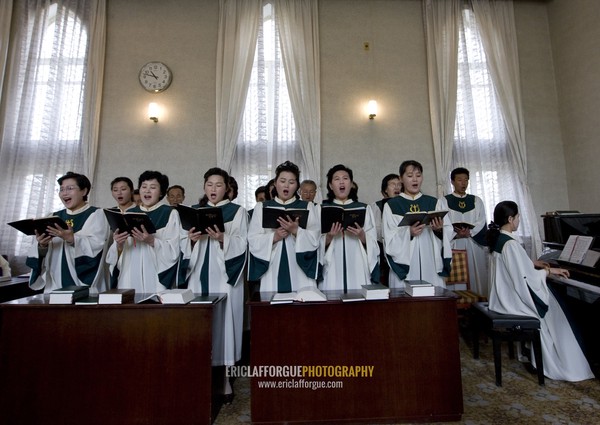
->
[367, 100, 378, 120]
[148, 102, 159, 123]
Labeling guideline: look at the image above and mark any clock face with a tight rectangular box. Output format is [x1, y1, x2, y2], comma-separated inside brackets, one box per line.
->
[139, 62, 172, 92]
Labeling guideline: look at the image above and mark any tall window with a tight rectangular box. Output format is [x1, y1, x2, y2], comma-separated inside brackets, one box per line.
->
[231, 2, 305, 210]
[451, 7, 534, 253]
[0, 2, 90, 260]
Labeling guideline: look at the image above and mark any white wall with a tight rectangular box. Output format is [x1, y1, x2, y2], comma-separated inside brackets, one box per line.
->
[93, 0, 572, 223]
[547, 0, 600, 212]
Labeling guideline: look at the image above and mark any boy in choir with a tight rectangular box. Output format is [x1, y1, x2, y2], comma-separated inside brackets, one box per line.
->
[299, 179, 318, 203]
[167, 184, 186, 206]
[27, 171, 110, 293]
[439, 167, 489, 296]
[110, 177, 137, 212]
[487, 201, 594, 382]
[370, 173, 401, 285]
[106, 170, 181, 292]
[181, 167, 247, 402]
[319, 164, 379, 291]
[248, 186, 268, 221]
[383, 160, 453, 288]
[248, 161, 320, 292]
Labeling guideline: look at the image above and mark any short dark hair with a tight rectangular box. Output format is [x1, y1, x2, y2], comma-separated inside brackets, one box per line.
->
[111, 177, 134, 192]
[451, 167, 470, 181]
[325, 164, 357, 202]
[138, 170, 169, 199]
[255, 186, 267, 197]
[380, 173, 400, 197]
[399, 160, 423, 177]
[167, 185, 185, 196]
[57, 171, 91, 201]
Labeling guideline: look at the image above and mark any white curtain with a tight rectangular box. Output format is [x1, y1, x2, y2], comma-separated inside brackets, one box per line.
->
[423, 0, 461, 198]
[0, 0, 13, 106]
[230, 1, 318, 210]
[0, 0, 106, 269]
[471, 0, 542, 258]
[275, 0, 321, 189]
[215, 0, 262, 173]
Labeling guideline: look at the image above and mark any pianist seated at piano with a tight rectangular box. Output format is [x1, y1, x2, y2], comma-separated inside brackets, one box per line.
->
[486, 201, 595, 382]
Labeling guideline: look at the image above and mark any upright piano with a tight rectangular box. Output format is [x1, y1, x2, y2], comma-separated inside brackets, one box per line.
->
[541, 212, 600, 377]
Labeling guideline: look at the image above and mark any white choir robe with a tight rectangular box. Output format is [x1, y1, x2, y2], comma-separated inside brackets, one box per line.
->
[182, 200, 247, 366]
[489, 230, 594, 382]
[439, 193, 490, 297]
[27, 204, 110, 294]
[106, 201, 181, 293]
[319, 200, 380, 291]
[382, 193, 453, 289]
[248, 198, 320, 292]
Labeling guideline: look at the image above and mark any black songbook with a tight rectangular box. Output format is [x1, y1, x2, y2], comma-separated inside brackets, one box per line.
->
[398, 210, 448, 227]
[7, 216, 68, 236]
[103, 209, 157, 234]
[320, 205, 366, 234]
[175, 205, 225, 232]
[452, 222, 475, 230]
[262, 207, 309, 229]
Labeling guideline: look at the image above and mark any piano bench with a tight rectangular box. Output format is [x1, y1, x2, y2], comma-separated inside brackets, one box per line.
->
[471, 302, 544, 387]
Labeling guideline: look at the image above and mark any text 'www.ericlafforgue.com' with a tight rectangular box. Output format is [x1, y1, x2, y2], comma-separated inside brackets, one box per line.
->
[256, 378, 343, 390]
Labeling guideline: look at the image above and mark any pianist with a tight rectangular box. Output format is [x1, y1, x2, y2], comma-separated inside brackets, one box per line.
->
[486, 201, 595, 382]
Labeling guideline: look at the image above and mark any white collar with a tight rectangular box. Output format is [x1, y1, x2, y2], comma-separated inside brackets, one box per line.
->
[140, 199, 169, 212]
[274, 197, 297, 205]
[400, 192, 422, 201]
[66, 203, 91, 214]
[333, 198, 353, 205]
[208, 199, 230, 207]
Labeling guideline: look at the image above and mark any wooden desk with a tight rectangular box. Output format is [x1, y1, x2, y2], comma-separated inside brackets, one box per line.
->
[0, 275, 42, 303]
[0, 294, 224, 425]
[249, 289, 463, 424]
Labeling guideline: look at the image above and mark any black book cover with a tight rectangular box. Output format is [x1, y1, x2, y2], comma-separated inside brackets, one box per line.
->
[320, 206, 366, 234]
[262, 207, 309, 229]
[7, 216, 68, 236]
[398, 210, 448, 227]
[175, 205, 225, 232]
[103, 209, 157, 234]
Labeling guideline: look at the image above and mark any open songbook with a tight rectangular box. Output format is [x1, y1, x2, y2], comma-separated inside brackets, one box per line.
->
[270, 286, 327, 304]
[262, 207, 309, 229]
[103, 209, 156, 234]
[398, 210, 448, 227]
[320, 205, 366, 234]
[7, 216, 68, 236]
[176, 205, 225, 232]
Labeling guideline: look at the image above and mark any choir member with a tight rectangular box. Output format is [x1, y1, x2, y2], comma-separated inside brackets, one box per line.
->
[27, 171, 110, 293]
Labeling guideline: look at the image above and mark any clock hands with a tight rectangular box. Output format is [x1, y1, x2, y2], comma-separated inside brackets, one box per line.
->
[143, 71, 159, 80]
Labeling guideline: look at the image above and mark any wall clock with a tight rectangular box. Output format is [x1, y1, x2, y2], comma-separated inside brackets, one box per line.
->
[139, 61, 172, 93]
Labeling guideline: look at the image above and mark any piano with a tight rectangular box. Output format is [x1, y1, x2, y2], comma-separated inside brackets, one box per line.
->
[541, 212, 600, 377]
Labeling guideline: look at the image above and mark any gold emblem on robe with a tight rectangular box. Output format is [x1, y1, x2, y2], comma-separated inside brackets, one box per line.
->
[458, 201, 466, 209]
[409, 204, 420, 213]
[65, 219, 74, 228]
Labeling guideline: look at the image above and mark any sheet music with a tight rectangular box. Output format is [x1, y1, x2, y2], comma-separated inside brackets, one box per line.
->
[558, 235, 594, 264]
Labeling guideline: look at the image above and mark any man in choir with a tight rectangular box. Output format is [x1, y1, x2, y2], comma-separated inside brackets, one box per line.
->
[27, 171, 110, 293]
[439, 167, 489, 296]
[299, 179, 318, 203]
[167, 185, 186, 206]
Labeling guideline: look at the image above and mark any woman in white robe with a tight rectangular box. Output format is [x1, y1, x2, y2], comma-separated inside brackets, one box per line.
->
[487, 200, 594, 382]
[248, 161, 320, 292]
[181, 168, 247, 401]
[106, 171, 181, 292]
[383, 160, 453, 289]
[320, 164, 379, 291]
[27, 172, 109, 294]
